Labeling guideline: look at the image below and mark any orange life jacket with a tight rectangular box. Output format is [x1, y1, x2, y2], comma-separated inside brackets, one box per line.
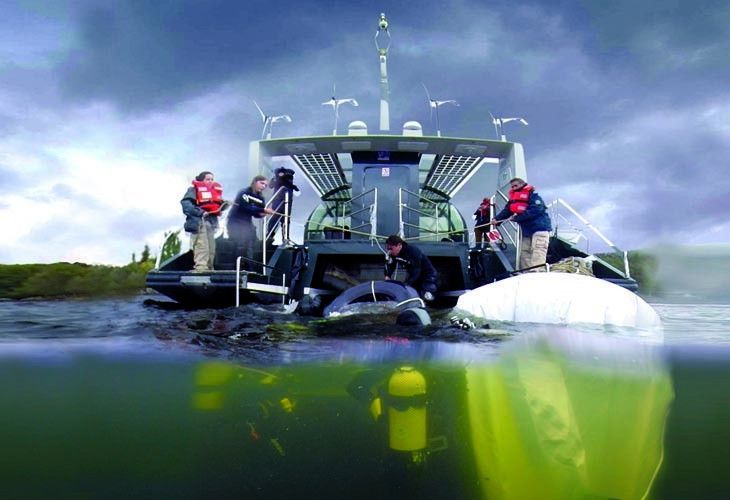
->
[193, 180, 223, 213]
[508, 184, 534, 214]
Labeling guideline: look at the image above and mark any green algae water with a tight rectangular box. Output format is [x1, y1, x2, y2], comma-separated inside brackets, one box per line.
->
[2, 335, 728, 499]
[1, 297, 729, 498]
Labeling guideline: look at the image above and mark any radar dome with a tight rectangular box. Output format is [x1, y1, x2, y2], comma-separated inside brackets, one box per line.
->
[348, 120, 368, 136]
[402, 121, 423, 137]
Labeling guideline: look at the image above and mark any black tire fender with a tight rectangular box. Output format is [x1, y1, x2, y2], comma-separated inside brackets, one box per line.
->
[323, 280, 420, 316]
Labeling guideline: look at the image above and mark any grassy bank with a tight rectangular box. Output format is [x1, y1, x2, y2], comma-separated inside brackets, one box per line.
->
[0, 261, 155, 300]
[1, 248, 662, 301]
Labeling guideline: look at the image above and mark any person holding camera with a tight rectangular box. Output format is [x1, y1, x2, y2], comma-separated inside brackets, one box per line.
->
[266, 166, 299, 243]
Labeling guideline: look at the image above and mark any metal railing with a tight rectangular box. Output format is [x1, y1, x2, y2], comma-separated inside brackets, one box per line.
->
[262, 188, 290, 275]
[493, 189, 521, 261]
[398, 188, 461, 242]
[547, 198, 630, 278]
[303, 188, 378, 240]
[350, 188, 378, 238]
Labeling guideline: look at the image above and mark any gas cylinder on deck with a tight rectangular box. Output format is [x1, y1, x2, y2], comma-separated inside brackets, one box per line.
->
[387, 366, 427, 454]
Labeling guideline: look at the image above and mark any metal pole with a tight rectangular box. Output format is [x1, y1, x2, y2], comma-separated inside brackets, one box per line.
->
[283, 191, 290, 243]
[235, 256, 241, 307]
[375, 13, 391, 132]
[398, 188, 404, 237]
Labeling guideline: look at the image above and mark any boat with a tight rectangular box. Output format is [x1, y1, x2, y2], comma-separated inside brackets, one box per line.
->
[145, 13, 637, 315]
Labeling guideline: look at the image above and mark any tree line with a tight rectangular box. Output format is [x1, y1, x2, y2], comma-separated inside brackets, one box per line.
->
[0, 231, 183, 300]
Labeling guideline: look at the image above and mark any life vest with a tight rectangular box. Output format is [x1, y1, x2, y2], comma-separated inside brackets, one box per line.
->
[476, 198, 491, 219]
[508, 184, 534, 215]
[192, 180, 223, 213]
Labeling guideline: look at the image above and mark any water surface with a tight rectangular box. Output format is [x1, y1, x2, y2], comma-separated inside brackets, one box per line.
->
[1, 296, 728, 498]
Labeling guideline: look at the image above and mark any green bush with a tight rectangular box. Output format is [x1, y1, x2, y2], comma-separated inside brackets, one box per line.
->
[0, 249, 156, 299]
[596, 250, 660, 295]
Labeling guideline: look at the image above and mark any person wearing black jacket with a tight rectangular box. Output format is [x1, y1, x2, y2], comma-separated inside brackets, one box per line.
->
[227, 175, 274, 270]
[383, 235, 438, 302]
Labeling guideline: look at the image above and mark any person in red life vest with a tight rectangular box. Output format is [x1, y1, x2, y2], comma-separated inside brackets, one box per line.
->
[491, 177, 552, 271]
[473, 197, 492, 247]
[181, 171, 225, 272]
[227, 175, 275, 271]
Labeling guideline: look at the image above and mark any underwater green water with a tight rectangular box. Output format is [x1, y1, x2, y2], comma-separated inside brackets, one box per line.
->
[1, 297, 730, 498]
[2, 335, 728, 499]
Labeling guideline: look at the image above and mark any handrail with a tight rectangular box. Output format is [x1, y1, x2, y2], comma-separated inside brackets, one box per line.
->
[398, 187, 457, 242]
[305, 220, 387, 240]
[235, 256, 242, 307]
[547, 198, 630, 277]
[262, 189, 291, 276]
[548, 198, 620, 252]
[305, 188, 377, 239]
[370, 188, 378, 239]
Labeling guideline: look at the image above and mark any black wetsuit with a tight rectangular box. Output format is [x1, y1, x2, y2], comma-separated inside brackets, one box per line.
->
[384, 243, 438, 297]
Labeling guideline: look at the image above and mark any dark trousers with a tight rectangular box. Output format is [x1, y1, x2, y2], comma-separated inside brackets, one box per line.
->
[475, 221, 490, 245]
[227, 220, 257, 270]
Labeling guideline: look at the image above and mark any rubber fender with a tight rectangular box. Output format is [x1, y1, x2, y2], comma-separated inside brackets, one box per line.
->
[323, 280, 420, 317]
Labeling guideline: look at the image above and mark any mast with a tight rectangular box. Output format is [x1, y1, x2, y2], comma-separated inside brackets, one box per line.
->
[375, 13, 391, 132]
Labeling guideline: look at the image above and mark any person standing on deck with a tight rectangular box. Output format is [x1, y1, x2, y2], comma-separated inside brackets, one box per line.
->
[266, 166, 299, 244]
[181, 171, 225, 272]
[227, 175, 274, 271]
[491, 177, 552, 271]
[384, 235, 438, 302]
[473, 197, 492, 247]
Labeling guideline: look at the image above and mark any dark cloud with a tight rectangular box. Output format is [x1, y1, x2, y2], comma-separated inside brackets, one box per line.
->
[56, 0, 379, 112]
[3, 0, 729, 261]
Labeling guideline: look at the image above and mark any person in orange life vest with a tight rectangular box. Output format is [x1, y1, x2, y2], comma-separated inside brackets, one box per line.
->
[473, 197, 492, 247]
[227, 175, 275, 271]
[181, 171, 225, 272]
[491, 177, 552, 271]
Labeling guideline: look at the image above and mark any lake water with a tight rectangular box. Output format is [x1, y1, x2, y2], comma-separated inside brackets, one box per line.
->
[1, 295, 729, 498]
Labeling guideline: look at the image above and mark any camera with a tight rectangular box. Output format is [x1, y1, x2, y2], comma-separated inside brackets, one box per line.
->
[273, 167, 297, 189]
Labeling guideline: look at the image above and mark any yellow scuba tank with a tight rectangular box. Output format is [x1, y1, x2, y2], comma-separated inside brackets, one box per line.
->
[387, 366, 427, 452]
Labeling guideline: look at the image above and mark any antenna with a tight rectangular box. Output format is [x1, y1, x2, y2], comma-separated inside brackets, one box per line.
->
[253, 100, 292, 140]
[489, 113, 528, 141]
[422, 83, 459, 137]
[374, 13, 391, 131]
[321, 83, 359, 136]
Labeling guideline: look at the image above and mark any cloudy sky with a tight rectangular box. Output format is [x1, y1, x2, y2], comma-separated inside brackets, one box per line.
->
[1, 0, 728, 265]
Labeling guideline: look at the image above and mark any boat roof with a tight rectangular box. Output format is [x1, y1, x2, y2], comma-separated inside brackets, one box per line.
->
[256, 135, 516, 201]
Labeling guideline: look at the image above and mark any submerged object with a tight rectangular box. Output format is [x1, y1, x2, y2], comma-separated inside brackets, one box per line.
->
[388, 366, 427, 456]
[465, 330, 673, 499]
[455, 273, 661, 330]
